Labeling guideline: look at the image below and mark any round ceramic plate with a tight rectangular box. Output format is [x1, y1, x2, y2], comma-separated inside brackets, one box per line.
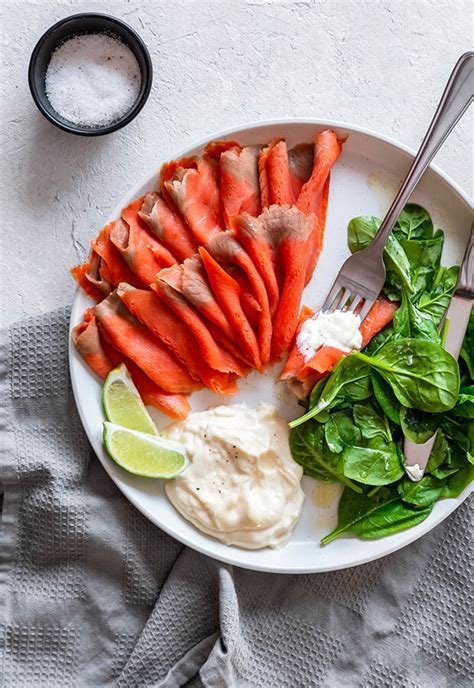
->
[69, 119, 473, 573]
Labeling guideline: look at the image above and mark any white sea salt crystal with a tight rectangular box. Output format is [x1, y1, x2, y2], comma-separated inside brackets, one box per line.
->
[45, 33, 141, 128]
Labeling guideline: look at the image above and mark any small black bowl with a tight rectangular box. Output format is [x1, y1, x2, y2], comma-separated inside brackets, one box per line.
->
[28, 12, 153, 136]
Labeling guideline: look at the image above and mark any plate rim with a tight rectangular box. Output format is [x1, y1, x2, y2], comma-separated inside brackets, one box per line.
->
[69, 117, 473, 574]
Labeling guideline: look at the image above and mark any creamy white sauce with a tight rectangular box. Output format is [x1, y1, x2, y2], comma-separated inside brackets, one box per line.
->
[164, 403, 305, 549]
[297, 310, 362, 362]
[406, 463, 424, 481]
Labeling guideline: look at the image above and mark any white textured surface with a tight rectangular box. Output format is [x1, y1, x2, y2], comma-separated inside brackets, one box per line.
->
[1, 0, 472, 326]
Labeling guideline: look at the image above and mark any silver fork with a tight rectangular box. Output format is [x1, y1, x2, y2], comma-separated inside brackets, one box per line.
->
[322, 51, 473, 319]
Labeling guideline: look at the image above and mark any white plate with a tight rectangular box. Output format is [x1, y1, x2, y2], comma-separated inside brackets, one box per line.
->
[69, 119, 473, 573]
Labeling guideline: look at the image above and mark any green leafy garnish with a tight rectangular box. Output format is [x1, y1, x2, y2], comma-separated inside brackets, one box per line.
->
[354, 339, 460, 413]
[288, 204, 472, 545]
[289, 422, 362, 493]
[321, 487, 433, 544]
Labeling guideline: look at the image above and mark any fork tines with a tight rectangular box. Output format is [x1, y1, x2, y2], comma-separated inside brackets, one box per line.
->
[322, 277, 379, 322]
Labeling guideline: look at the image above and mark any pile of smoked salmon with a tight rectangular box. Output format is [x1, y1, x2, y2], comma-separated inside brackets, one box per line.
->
[72, 129, 394, 420]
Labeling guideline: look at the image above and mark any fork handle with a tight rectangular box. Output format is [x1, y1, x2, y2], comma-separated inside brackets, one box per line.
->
[371, 51, 474, 253]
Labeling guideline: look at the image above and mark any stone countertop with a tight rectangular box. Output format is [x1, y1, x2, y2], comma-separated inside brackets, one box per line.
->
[1, 0, 472, 326]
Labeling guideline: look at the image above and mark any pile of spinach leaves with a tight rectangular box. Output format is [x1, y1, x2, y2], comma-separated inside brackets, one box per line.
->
[289, 205, 473, 544]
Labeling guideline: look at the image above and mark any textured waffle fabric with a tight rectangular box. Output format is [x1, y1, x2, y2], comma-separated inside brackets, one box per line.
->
[0, 308, 472, 687]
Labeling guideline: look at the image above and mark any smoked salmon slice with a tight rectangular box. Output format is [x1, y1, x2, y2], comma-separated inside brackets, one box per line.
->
[111, 199, 177, 285]
[139, 192, 198, 262]
[72, 309, 190, 419]
[159, 157, 196, 209]
[84, 251, 112, 297]
[157, 258, 236, 341]
[92, 222, 143, 289]
[71, 252, 109, 303]
[219, 145, 261, 224]
[297, 130, 344, 282]
[204, 140, 241, 160]
[164, 157, 224, 245]
[206, 232, 272, 365]
[231, 213, 281, 318]
[151, 278, 247, 376]
[94, 292, 202, 394]
[265, 139, 295, 206]
[249, 206, 313, 361]
[359, 297, 398, 347]
[205, 321, 253, 370]
[297, 130, 344, 216]
[199, 247, 263, 371]
[258, 139, 279, 209]
[304, 176, 330, 284]
[277, 305, 314, 382]
[72, 308, 116, 379]
[288, 143, 314, 199]
[125, 364, 191, 419]
[180, 256, 237, 339]
[117, 283, 238, 395]
[231, 268, 261, 327]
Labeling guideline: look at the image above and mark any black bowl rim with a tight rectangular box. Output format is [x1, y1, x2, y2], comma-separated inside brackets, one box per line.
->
[28, 12, 153, 136]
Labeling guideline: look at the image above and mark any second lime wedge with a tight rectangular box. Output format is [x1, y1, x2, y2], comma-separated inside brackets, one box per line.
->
[103, 364, 158, 435]
[103, 422, 188, 478]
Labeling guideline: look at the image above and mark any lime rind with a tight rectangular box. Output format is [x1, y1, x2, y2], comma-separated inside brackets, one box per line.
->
[103, 422, 188, 479]
[102, 364, 158, 436]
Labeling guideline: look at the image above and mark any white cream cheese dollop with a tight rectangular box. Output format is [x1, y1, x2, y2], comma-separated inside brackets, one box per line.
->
[164, 403, 305, 549]
[297, 309, 362, 362]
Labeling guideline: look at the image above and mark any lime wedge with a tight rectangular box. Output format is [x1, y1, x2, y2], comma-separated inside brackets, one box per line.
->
[103, 364, 158, 435]
[103, 422, 188, 478]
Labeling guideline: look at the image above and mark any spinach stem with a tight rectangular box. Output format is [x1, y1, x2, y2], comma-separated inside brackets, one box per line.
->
[289, 404, 325, 428]
[367, 485, 382, 498]
[320, 495, 399, 545]
[440, 317, 449, 348]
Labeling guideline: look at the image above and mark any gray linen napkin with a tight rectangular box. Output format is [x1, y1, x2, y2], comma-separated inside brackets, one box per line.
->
[0, 307, 472, 687]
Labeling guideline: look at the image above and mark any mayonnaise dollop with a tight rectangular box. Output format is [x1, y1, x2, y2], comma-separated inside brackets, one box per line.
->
[164, 403, 305, 549]
[297, 310, 362, 362]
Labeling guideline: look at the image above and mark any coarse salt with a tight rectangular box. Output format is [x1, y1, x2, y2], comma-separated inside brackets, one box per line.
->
[45, 33, 141, 128]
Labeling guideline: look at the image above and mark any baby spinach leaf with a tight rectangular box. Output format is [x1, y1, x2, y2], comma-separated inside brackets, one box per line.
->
[343, 437, 404, 486]
[289, 422, 362, 492]
[467, 421, 474, 455]
[430, 443, 466, 479]
[400, 230, 444, 296]
[348, 216, 413, 294]
[353, 401, 391, 440]
[393, 291, 439, 342]
[364, 324, 394, 356]
[290, 356, 372, 428]
[354, 339, 460, 413]
[398, 475, 446, 507]
[459, 308, 474, 380]
[346, 499, 433, 539]
[441, 417, 470, 451]
[393, 204, 433, 240]
[372, 372, 401, 424]
[400, 406, 439, 444]
[324, 410, 361, 453]
[307, 378, 331, 422]
[309, 377, 327, 408]
[450, 385, 474, 419]
[416, 265, 459, 321]
[321, 486, 432, 544]
[425, 431, 449, 473]
[441, 464, 474, 498]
